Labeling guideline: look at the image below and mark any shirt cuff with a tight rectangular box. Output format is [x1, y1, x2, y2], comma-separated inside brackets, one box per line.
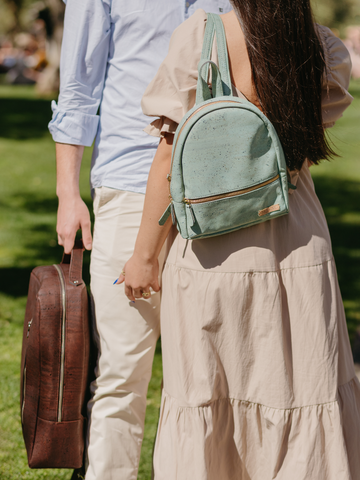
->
[48, 100, 99, 147]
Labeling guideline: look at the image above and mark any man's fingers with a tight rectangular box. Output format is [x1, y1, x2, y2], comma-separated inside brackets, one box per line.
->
[81, 220, 92, 250]
[132, 288, 143, 299]
[151, 279, 161, 292]
[125, 284, 135, 302]
[63, 236, 75, 255]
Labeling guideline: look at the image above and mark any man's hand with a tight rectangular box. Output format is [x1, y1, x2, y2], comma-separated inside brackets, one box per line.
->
[55, 143, 91, 254]
[57, 195, 92, 254]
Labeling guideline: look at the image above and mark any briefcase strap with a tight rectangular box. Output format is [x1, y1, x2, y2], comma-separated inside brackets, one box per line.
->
[61, 239, 84, 286]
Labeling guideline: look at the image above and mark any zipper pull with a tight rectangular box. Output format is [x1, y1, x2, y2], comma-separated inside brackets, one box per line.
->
[159, 203, 172, 226]
[186, 203, 196, 227]
[27, 318, 33, 338]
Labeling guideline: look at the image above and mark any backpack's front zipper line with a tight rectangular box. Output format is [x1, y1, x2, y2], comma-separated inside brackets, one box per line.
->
[53, 264, 66, 423]
[183, 174, 280, 204]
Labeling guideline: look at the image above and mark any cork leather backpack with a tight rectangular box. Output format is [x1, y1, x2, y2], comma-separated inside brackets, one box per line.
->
[159, 13, 293, 240]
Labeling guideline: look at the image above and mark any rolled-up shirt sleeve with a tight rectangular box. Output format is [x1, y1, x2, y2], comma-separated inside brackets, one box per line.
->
[48, 0, 111, 146]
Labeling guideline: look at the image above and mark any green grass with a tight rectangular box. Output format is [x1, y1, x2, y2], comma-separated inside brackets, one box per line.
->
[0, 80, 359, 478]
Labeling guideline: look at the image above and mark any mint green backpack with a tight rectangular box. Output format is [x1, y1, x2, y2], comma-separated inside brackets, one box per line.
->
[159, 13, 293, 240]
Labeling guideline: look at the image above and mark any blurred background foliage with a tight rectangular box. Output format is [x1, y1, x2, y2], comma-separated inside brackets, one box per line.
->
[0, 0, 359, 36]
[0, 0, 360, 96]
[312, 0, 360, 31]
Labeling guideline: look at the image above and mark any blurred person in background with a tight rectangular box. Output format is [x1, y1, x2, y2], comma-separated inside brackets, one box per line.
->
[0, 40, 17, 73]
[0, 16, 47, 85]
[48, 1, 232, 479]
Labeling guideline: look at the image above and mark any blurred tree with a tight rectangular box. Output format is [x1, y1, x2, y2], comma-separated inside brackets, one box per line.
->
[3, 0, 24, 33]
[312, 0, 360, 29]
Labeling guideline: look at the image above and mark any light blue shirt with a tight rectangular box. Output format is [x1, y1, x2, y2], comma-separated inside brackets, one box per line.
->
[48, 0, 232, 194]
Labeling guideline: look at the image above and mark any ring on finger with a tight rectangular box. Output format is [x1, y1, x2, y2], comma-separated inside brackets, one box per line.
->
[121, 270, 126, 276]
[142, 292, 150, 298]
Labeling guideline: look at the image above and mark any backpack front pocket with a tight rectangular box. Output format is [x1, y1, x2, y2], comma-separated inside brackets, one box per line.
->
[184, 175, 287, 239]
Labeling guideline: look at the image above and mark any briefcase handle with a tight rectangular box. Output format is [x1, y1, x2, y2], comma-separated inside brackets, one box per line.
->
[61, 239, 84, 286]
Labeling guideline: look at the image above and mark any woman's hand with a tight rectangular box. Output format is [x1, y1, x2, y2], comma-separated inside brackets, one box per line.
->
[116, 254, 160, 302]
[114, 135, 174, 301]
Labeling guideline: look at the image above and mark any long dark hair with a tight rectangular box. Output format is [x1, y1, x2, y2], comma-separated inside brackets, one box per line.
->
[230, 0, 336, 171]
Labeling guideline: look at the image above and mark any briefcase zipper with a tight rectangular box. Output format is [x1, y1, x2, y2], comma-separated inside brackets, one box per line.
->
[21, 365, 26, 424]
[53, 264, 66, 423]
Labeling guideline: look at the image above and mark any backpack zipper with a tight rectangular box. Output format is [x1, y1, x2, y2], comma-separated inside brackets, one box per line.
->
[183, 174, 280, 205]
[53, 264, 66, 423]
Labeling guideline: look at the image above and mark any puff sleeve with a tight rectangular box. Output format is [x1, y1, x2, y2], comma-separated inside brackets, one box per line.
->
[142, 14, 354, 137]
[141, 9, 208, 137]
[318, 25, 353, 128]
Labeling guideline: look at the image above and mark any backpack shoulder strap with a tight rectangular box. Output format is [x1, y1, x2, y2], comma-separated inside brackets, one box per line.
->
[195, 13, 232, 104]
[211, 13, 232, 96]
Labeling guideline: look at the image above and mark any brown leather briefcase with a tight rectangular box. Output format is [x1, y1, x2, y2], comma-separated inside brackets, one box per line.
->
[20, 240, 90, 469]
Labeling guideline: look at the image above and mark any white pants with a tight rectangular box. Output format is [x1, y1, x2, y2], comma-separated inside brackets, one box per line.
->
[86, 187, 162, 480]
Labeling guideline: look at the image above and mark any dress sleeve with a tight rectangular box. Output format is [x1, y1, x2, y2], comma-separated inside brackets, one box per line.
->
[141, 9, 208, 137]
[317, 25, 353, 129]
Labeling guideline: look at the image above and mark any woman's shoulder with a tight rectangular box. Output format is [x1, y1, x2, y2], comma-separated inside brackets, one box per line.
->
[169, 8, 207, 48]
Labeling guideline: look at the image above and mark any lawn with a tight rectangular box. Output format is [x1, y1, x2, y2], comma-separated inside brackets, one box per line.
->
[0, 80, 359, 479]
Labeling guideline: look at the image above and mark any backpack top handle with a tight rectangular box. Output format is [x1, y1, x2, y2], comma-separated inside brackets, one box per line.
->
[195, 13, 232, 105]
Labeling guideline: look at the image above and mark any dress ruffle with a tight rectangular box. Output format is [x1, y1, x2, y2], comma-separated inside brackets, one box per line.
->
[154, 378, 360, 480]
[143, 116, 178, 138]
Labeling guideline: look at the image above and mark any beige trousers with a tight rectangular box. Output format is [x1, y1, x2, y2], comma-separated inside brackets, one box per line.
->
[86, 187, 161, 480]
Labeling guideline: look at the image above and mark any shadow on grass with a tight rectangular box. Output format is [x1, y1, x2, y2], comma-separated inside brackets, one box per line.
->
[0, 193, 93, 300]
[0, 96, 52, 139]
[312, 175, 360, 357]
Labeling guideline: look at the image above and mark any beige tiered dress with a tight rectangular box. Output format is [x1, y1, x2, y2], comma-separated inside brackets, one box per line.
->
[142, 10, 360, 480]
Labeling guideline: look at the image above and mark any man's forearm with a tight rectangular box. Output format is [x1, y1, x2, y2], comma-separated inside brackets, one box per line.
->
[55, 143, 92, 253]
[56, 143, 85, 198]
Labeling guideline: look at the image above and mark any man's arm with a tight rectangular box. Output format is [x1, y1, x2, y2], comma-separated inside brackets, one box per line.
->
[55, 143, 92, 254]
[48, 0, 111, 252]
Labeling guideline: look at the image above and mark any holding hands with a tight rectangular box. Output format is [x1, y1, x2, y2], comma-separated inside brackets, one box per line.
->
[115, 255, 160, 302]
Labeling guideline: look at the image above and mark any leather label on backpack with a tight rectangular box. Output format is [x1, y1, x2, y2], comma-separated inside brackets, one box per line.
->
[258, 204, 280, 217]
